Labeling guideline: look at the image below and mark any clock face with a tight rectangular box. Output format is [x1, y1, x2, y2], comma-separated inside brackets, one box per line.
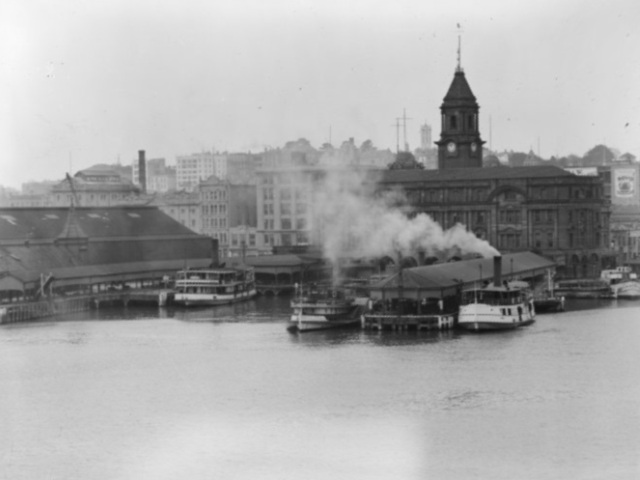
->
[471, 142, 477, 153]
[447, 141, 456, 153]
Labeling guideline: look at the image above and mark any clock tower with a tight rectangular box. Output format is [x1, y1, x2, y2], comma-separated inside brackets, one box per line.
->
[436, 41, 485, 169]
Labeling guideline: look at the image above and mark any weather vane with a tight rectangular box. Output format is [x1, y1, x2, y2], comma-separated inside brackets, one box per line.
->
[456, 23, 464, 72]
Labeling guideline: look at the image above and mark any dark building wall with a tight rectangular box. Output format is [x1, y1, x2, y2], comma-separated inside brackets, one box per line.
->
[380, 168, 615, 278]
[229, 185, 257, 228]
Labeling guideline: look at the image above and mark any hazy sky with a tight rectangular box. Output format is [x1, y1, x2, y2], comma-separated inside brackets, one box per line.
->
[1, 0, 639, 188]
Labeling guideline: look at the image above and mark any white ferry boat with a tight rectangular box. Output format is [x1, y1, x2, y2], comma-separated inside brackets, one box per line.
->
[288, 284, 366, 333]
[457, 257, 535, 332]
[601, 266, 640, 299]
[173, 266, 257, 307]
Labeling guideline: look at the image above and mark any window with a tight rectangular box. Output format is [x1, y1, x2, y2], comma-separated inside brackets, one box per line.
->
[296, 218, 307, 230]
[281, 203, 291, 215]
[281, 218, 292, 230]
[280, 187, 291, 200]
[450, 115, 457, 130]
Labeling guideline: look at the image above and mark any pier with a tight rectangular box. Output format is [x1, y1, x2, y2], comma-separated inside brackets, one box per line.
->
[361, 313, 456, 331]
[0, 289, 174, 324]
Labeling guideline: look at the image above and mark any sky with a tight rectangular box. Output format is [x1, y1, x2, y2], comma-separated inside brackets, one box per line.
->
[1, 0, 639, 189]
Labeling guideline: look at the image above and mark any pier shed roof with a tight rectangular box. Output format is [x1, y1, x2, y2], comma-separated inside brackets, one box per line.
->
[0, 206, 197, 242]
[369, 251, 555, 298]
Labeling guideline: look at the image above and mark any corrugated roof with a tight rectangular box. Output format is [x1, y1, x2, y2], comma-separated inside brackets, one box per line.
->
[379, 165, 575, 184]
[244, 254, 320, 268]
[0, 206, 199, 241]
[370, 252, 555, 292]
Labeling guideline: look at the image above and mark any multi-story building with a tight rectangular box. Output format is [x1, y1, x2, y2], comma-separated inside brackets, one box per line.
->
[256, 165, 379, 256]
[199, 176, 257, 259]
[176, 152, 227, 191]
[227, 153, 261, 185]
[50, 166, 141, 207]
[152, 191, 201, 233]
[378, 166, 614, 278]
[378, 57, 614, 278]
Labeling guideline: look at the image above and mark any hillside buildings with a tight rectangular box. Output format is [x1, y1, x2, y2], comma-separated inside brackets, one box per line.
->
[176, 152, 228, 191]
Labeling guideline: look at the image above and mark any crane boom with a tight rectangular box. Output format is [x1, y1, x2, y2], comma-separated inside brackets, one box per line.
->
[65, 173, 80, 207]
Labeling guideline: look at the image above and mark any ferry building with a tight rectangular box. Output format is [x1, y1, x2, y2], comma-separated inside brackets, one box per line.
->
[255, 56, 616, 279]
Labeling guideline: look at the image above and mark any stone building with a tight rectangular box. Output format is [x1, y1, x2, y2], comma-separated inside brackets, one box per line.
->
[378, 166, 614, 278]
[50, 166, 141, 207]
[198, 177, 257, 260]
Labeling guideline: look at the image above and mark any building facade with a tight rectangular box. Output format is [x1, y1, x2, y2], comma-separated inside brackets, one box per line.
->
[379, 166, 614, 278]
[50, 166, 141, 207]
[152, 191, 201, 233]
[176, 152, 228, 191]
[198, 177, 257, 259]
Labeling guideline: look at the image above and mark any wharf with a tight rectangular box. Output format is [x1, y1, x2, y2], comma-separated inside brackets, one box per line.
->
[0, 289, 174, 324]
[361, 313, 456, 331]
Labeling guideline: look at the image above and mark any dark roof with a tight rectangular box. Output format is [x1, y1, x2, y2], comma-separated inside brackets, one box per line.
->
[442, 70, 478, 106]
[0, 206, 199, 242]
[370, 252, 555, 294]
[379, 165, 577, 184]
[244, 254, 319, 268]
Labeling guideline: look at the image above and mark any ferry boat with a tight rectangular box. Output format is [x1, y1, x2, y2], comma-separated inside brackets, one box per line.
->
[532, 268, 565, 313]
[288, 284, 366, 333]
[553, 279, 611, 299]
[173, 266, 257, 307]
[601, 266, 640, 299]
[457, 257, 535, 332]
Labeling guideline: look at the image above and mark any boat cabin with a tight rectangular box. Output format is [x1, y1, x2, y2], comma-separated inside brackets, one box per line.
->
[461, 284, 527, 306]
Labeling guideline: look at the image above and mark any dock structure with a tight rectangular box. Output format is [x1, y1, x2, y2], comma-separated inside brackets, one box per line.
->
[0, 289, 175, 324]
[361, 313, 455, 331]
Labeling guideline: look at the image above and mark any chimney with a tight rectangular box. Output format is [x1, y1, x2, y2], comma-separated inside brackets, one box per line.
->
[493, 256, 502, 287]
[138, 150, 147, 194]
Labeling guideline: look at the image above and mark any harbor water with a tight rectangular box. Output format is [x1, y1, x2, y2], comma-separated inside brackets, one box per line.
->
[1, 297, 639, 479]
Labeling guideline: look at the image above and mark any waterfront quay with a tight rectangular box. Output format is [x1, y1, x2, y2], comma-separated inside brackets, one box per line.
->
[361, 313, 455, 331]
[0, 289, 173, 324]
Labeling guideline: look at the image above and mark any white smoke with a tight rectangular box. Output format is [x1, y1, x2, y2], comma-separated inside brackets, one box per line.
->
[310, 167, 499, 265]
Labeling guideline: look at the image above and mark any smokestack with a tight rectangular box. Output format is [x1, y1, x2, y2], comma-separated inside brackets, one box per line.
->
[138, 150, 147, 194]
[493, 256, 502, 287]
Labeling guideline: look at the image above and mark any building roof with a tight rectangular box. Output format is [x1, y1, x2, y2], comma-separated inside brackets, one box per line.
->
[379, 165, 578, 184]
[0, 206, 199, 242]
[369, 252, 555, 294]
[244, 254, 319, 268]
[442, 70, 478, 106]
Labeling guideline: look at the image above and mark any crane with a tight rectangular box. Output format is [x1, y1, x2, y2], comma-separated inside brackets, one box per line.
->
[66, 173, 81, 208]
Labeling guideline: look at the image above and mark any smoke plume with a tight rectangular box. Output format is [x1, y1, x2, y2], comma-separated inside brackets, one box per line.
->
[310, 167, 499, 265]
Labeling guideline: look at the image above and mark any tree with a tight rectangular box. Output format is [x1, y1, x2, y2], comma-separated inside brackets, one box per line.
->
[583, 144, 615, 166]
[360, 139, 374, 151]
[388, 151, 424, 170]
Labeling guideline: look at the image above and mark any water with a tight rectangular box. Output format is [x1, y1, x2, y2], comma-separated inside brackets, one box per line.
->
[1, 297, 639, 480]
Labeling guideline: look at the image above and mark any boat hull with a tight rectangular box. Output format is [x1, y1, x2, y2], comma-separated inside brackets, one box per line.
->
[287, 317, 360, 333]
[288, 301, 362, 333]
[457, 320, 521, 332]
[174, 289, 257, 307]
[610, 281, 640, 299]
[457, 301, 535, 332]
